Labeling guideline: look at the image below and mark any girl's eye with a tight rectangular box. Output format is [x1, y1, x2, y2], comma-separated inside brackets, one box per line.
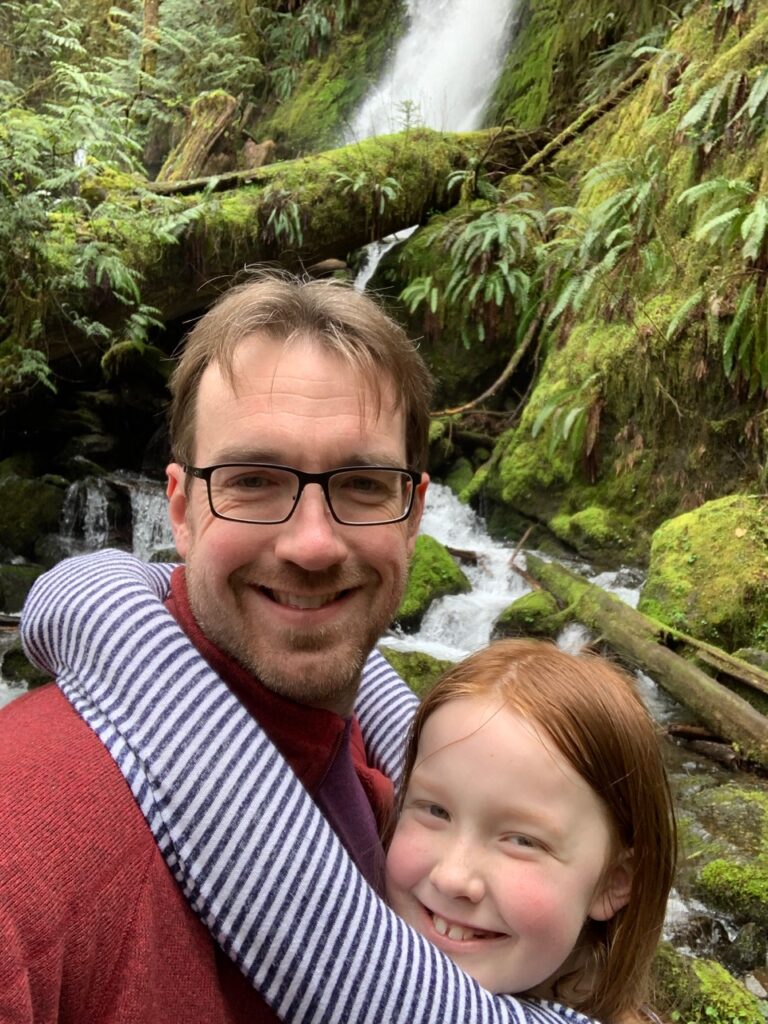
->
[505, 833, 544, 851]
[428, 803, 450, 821]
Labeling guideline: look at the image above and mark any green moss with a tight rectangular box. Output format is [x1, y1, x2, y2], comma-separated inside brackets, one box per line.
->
[549, 505, 638, 560]
[0, 476, 66, 559]
[697, 860, 768, 928]
[491, 590, 565, 640]
[396, 534, 471, 632]
[653, 943, 765, 1024]
[378, 646, 454, 699]
[638, 495, 768, 651]
[444, 457, 474, 495]
[0, 563, 44, 613]
[256, 0, 406, 153]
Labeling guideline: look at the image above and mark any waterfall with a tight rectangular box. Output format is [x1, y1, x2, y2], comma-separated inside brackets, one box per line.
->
[347, 0, 519, 141]
[125, 474, 175, 562]
[59, 478, 112, 555]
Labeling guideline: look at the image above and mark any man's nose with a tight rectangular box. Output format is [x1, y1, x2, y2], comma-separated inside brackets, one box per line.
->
[273, 483, 349, 570]
[428, 844, 486, 904]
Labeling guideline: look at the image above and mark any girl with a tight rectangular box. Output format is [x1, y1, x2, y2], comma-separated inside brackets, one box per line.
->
[21, 551, 676, 1024]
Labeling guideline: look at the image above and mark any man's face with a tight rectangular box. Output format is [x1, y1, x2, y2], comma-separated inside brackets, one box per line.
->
[166, 334, 427, 714]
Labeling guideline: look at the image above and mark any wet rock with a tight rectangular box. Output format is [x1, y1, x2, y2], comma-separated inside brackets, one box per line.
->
[653, 942, 765, 1024]
[492, 590, 565, 640]
[0, 475, 67, 561]
[379, 647, 453, 699]
[0, 564, 44, 613]
[2, 638, 49, 688]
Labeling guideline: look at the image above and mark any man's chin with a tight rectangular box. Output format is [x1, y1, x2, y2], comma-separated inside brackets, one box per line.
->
[252, 646, 367, 713]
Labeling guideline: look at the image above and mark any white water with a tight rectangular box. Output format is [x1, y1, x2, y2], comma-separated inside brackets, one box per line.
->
[383, 483, 646, 665]
[59, 478, 112, 555]
[348, 0, 519, 140]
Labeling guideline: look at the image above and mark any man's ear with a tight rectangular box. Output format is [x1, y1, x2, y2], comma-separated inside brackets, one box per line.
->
[406, 473, 429, 556]
[166, 463, 190, 559]
[589, 851, 633, 922]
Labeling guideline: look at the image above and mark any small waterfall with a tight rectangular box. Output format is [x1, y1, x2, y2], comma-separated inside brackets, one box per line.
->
[347, 0, 519, 140]
[125, 474, 175, 561]
[384, 483, 529, 660]
[59, 478, 112, 555]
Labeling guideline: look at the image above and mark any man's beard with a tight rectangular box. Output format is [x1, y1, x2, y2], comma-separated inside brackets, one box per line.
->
[185, 563, 398, 712]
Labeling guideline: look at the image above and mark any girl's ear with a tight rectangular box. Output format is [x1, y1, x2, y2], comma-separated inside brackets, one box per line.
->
[589, 851, 633, 922]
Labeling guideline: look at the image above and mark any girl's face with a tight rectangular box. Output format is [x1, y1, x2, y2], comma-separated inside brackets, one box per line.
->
[385, 697, 631, 995]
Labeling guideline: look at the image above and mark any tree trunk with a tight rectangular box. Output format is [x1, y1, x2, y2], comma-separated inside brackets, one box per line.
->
[156, 92, 238, 183]
[140, 0, 160, 86]
[525, 554, 768, 769]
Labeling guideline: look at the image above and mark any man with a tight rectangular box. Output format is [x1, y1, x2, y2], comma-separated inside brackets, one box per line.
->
[0, 274, 431, 1022]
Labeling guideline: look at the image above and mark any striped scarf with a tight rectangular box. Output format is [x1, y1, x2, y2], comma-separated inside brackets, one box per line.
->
[21, 549, 599, 1024]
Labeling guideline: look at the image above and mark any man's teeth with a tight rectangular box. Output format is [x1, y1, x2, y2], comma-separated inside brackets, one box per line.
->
[431, 914, 489, 942]
[271, 590, 337, 609]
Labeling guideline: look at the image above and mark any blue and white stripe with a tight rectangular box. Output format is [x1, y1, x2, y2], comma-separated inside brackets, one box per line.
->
[21, 549, 601, 1024]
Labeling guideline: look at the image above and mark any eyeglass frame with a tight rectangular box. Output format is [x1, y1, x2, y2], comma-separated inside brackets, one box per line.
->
[183, 463, 423, 526]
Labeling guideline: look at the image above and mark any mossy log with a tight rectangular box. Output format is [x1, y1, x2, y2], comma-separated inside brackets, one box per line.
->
[525, 554, 768, 769]
[41, 129, 489, 366]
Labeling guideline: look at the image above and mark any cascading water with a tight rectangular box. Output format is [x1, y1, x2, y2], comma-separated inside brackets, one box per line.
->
[347, 0, 519, 140]
[350, 0, 519, 287]
[59, 478, 112, 555]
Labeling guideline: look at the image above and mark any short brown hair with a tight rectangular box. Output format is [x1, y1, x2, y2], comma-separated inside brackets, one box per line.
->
[397, 639, 677, 1024]
[169, 272, 433, 470]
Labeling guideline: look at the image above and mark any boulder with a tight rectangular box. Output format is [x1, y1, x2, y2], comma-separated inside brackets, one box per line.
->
[395, 534, 471, 632]
[379, 647, 453, 699]
[491, 590, 565, 640]
[0, 563, 45, 613]
[0, 475, 67, 561]
[638, 495, 768, 651]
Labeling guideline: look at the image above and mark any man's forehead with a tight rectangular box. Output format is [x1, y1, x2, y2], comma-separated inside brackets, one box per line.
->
[208, 334, 397, 414]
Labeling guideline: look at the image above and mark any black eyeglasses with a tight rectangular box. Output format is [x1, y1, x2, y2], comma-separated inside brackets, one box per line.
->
[183, 463, 421, 526]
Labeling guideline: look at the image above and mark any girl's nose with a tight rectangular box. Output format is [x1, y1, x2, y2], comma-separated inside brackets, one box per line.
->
[428, 849, 486, 904]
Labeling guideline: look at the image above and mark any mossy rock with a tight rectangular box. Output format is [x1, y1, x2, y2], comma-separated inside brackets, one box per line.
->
[638, 495, 768, 651]
[549, 505, 639, 563]
[653, 942, 765, 1024]
[2, 642, 50, 689]
[0, 475, 67, 560]
[444, 457, 474, 496]
[680, 784, 768, 930]
[395, 534, 471, 632]
[491, 590, 566, 641]
[0, 563, 45, 613]
[379, 647, 454, 699]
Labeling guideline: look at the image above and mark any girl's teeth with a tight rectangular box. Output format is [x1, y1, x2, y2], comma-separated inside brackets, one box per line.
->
[432, 914, 478, 942]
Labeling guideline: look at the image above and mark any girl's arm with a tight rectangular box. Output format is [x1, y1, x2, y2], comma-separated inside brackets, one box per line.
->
[21, 550, 593, 1024]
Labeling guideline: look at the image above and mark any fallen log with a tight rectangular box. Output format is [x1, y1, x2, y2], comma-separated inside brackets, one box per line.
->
[525, 554, 768, 769]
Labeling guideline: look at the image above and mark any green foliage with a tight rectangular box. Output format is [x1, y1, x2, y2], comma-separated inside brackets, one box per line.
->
[260, 186, 304, 248]
[530, 372, 602, 463]
[401, 190, 546, 350]
[246, 0, 361, 103]
[677, 67, 768, 160]
[677, 177, 768, 395]
[331, 169, 402, 240]
[544, 148, 668, 331]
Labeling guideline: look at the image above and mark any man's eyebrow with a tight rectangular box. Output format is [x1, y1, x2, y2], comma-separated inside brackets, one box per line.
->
[206, 448, 407, 468]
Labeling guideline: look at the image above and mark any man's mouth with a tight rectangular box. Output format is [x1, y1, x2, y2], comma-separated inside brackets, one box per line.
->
[263, 588, 347, 609]
[430, 912, 502, 942]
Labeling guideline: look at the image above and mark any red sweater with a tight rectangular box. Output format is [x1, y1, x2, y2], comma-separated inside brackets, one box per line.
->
[0, 570, 393, 1023]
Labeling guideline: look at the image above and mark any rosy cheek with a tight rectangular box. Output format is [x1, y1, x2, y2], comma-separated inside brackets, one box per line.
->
[386, 821, 434, 896]
[500, 874, 569, 938]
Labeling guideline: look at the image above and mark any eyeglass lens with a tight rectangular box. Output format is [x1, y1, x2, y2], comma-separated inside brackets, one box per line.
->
[208, 466, 414, 524]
